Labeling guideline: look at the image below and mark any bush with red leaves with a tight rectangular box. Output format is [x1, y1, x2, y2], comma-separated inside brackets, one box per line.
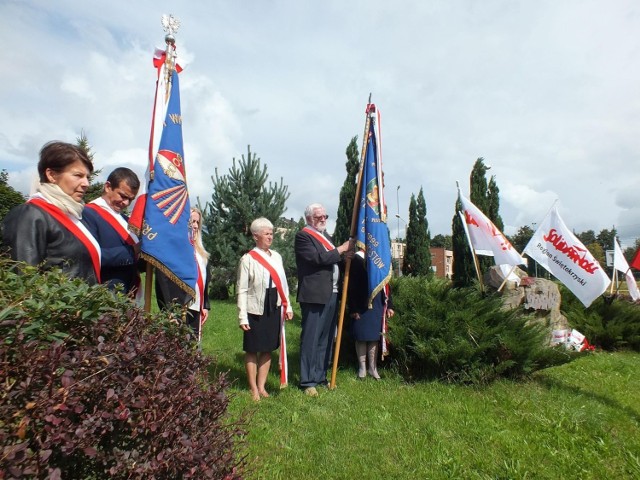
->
[0, 260, 245, 479]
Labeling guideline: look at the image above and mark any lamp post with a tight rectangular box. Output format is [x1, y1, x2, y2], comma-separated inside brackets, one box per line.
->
[396, 185, 401, 276]
[396, 185, 400, 241]
[395, 214, 407, 277]
[531, 222, 538, 278]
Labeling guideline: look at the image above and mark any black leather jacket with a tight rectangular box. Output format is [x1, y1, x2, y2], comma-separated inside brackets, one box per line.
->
[2, 203, 98, 284]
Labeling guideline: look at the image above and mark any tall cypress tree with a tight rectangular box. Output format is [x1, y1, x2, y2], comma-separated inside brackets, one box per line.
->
[470, 158, 489, 211]
[334, 136, 359, 245]
[470, 158, 493, 274]
[403, 194, 417, 276]
[487, 176, 504, 231]
[403, 188, 431, 276]
[202, 145, 290, 297]
[452, 195, 474, 287]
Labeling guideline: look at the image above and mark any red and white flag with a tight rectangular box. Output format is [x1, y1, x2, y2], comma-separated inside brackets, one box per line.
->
[129, 47, 183, 234]
[459, 190, 526, 266]
[631, 247, 640, 271]
[523, 205, 610, 307]
[613, 239, 639, 301]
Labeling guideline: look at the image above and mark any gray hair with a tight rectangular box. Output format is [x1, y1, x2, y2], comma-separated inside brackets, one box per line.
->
[304, 203, 325, 220]
[250, 217, 274, 234]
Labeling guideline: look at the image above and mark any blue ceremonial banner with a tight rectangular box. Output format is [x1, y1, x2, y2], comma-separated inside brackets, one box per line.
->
[355, 104, 392, 307]
[138, 69, 196, 298]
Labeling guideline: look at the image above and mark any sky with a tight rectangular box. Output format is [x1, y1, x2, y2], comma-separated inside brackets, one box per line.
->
[2, 0, 640, 248]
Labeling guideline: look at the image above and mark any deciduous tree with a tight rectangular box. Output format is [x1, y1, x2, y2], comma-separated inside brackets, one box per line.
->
[431, 234, 452, 249]
[509, 225, 536, 276]
[0, 170, 25, 223]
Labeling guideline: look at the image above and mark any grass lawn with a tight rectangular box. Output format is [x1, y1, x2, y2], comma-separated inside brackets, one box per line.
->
[201, 298, 639, 479]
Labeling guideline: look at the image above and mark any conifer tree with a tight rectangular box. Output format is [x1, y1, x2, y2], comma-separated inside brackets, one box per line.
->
[403, 188, 431, 276]
[403, 194, 417, 276]
[470, 158, 497, 274]
[452, 195, 474, 287]
[470, 158, 489, 209]
[272, 216, 305, 291]
[334, 136, 359, 245]
[202, 145, 290, 298]
[76, 131, 103, 203]
[487, 176, 504, 231]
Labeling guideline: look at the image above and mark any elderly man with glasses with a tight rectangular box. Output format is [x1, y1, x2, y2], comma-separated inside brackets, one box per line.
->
[295, 203, 354, 397]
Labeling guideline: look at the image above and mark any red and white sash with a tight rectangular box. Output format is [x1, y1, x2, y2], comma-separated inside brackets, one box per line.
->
[86, 198, 140, 296]
[192, 250, 207, 316]
[302, 226, 335, 251]
[86, 198, 139, 246]
[29, 196, 101, 283]
[248, 248, 290, 387]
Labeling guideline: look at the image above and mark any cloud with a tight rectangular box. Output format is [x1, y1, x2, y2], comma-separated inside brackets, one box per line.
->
[2, 0, 640, 251]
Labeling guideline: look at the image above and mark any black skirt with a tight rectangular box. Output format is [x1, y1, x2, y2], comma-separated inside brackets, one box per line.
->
[243, 286, 281, 353]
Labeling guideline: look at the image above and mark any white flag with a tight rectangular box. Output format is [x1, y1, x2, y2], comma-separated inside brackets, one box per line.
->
[613, 239, 640, 301]
[523, 205, 610, 307]
[459, 191, 526, 266]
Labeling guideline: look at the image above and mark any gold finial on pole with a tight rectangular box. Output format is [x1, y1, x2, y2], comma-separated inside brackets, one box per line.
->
[160, 14, 180, 98]
[161, 14, 180, 71]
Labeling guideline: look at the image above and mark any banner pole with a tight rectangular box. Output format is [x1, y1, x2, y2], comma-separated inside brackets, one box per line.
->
[458, 208, 484, 293]
[144, 263, 154, 314]
[497, 265, 517, 293]
[329, 98, 372, 390]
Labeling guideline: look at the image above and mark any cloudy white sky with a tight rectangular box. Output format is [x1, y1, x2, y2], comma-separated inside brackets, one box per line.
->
[2, 0, 640, 247]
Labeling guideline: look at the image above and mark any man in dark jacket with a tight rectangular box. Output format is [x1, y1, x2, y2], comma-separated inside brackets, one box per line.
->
[295, 203, 353, 396]
[82, 167, 140, 294]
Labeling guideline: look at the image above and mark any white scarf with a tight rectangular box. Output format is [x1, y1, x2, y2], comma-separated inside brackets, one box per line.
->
[37, 183, 84, 219]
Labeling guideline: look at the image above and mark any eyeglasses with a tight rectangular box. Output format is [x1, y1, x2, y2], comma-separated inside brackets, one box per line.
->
[313, 215, 329, 221]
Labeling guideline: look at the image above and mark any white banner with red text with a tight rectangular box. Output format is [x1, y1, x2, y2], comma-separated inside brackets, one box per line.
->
[523, 205, 610, 307]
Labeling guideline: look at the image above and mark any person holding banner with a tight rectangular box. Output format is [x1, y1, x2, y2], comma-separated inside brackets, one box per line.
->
[187, 207, 211, 337]
[3, 141, 100, 284]
[348, 249, 395, 380]
[82, 167, 141, 294]
[237, 217, 293, 401]
[295, 203, 354, 397]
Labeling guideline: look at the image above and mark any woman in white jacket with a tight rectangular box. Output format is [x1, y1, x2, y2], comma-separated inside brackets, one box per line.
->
[237, 217, 293, 401]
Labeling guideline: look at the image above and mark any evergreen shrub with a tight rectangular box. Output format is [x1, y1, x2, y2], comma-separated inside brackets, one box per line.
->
[560, 284, 640, 351]
[0, 259, 245, 479]
[388, 277, 574, 384]
[208, 265, 233, 300]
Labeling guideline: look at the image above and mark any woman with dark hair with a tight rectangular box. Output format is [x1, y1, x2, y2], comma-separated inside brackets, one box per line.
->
[2, 141, 100, 284]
